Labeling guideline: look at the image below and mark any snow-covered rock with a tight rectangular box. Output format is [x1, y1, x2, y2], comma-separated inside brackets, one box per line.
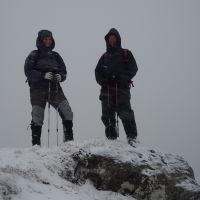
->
[0, 139, 199, 200]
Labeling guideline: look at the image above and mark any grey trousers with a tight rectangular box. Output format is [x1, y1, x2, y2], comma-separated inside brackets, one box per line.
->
[30, 87, 73, 126]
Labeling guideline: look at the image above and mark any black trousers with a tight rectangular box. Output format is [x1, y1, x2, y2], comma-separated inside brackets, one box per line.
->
[100, 86, 137, 139]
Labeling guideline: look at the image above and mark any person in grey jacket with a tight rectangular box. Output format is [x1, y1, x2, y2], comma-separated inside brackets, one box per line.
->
[24, 30, 73, 146]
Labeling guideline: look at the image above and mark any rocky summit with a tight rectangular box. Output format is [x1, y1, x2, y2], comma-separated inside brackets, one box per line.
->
[0, 139, 200, 200]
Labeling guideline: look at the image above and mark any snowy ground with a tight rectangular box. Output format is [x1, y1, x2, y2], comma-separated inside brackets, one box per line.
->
[1, 138, 200, 200]
[0, 140, 137, 200]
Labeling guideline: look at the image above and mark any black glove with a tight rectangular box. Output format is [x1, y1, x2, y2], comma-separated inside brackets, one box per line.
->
[53, 74, 62, 83]
[108, 74, 119, 84]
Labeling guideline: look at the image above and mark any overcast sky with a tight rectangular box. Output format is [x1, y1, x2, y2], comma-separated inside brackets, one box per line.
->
[0, 0, 199, 183]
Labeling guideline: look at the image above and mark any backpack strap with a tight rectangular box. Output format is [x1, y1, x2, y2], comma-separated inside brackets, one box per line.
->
[102, 52, 107, 59]
[123, 49, 128, 61]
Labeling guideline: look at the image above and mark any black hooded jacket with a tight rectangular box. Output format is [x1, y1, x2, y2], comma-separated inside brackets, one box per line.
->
[95, 28, 138, 88]
[24, 30, 67, 89]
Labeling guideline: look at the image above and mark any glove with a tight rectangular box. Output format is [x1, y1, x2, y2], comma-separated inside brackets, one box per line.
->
[54, 73, 62, 83]
[44, 72, 54, 81]
[108, 74, 119, 84]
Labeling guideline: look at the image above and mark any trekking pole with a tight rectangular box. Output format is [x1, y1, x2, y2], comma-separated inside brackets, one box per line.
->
[56, 84, 59, 146]
[107, 85, 111, 127]
[115, 82, 119, 137]
[105, 84, 112, 139]
[56, 108, 59, 146]
[47, 81, 51, 148]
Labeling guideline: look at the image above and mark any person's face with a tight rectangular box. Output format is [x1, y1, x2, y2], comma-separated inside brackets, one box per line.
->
[43, 36, 53, 48]
[108, 35, 117, 47]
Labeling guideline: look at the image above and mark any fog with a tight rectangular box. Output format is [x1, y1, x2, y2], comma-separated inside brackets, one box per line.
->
[0, 0, 199, 183]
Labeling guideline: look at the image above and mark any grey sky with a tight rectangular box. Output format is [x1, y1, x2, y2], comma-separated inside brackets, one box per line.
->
[0, 0, 199, 183]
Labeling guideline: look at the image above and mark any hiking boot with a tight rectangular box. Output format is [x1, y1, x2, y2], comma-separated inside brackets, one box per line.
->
[105, 125, 118, 140]
[127, 137, 139, 147]
[63, 128, 73, 142]
[63, 120, 74, 142]
[31, 124, 42, 146]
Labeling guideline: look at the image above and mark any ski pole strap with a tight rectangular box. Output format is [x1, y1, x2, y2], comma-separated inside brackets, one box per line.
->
[48, 81, 51, 105]
[115, 83, 119, 108]
[107, 85, 111, 126]
[107, 85, 110, 107]
[123, 49, 128, 60]
[56, 83, 58, 93]
[115, 83, 120, 138]
[56, 107, 59, 146]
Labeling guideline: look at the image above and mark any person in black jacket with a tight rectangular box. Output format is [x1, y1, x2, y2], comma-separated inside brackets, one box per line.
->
[24, 30, 73, 146]
[95, 28, 138, 145]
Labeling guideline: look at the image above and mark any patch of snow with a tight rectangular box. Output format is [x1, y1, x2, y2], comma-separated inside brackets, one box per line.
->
[0, 140, 138, 200]
[176, 178, 200, 192]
